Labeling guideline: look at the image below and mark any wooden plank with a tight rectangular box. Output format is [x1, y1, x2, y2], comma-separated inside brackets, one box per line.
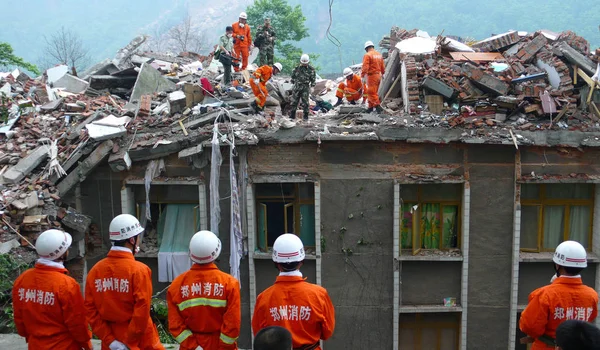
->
[449, 52, 504, 62]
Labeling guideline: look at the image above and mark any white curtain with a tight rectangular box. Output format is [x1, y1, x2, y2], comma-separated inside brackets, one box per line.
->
[569, 206, 591, 248]
[542, 206, 564, 250]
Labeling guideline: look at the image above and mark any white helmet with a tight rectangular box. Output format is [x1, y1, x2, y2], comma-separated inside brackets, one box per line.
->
[343, 67, 353, 77]
[36, 229, 72, 260]
[239, 12, 248, 20]
[553, 240, 587, 268]
[300, 54, 310, 64]
[273, 62, 283, 72]
[272, 233, 305, 263]
[189, 230, 222, 264]
[109, 214, 144, 241]
[364, 40, 374, 50]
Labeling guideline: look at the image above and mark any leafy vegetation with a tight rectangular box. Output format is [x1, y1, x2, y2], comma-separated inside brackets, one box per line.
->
[0, 254, 33, 333]
[0, 42, 40, 75]
[151, 298, 176, 345]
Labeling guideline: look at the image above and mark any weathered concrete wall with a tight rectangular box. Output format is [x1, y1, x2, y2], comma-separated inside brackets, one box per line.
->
[518, 262, 597, 304]
[320, 179, 394, 349]
[401, 261, 462, 305]
[467, 145, 515, 350]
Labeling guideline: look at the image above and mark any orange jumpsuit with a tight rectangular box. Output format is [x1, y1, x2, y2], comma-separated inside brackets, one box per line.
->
[250, 65, 274, 109]
[520, 276, 598, 349]
[336, 74, 363, 102]
[361, 49, 385, 108]
[232, 21, 252, 71]
[166, 263, 241, 350]
[84, 247, 164, 350]
[252, 274, 335, 350]
[13, 259, 93, 350]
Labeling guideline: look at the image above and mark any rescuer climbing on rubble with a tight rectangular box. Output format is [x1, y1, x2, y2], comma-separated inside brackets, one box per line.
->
[166, 230, 241, 350]
[13, 229, 93, 350]
[85, 214, 164, 350]
[250, 62, 282, 113]
[520, 240, 599, 349]
[361, 40, 385, 113]
[334, 67, 363, 107]
[289, 54, 316, 121]
[252, 233, 335, 350]
[232, 12, 253, 72]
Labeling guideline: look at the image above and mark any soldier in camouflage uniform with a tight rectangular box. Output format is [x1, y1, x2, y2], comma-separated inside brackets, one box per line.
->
[254, 18, 276, 66]
[289, 54, 316, 120]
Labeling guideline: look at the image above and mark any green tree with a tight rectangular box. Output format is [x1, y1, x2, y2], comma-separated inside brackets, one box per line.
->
[0, 42, 40, 76]
[246, 0, 317, 74]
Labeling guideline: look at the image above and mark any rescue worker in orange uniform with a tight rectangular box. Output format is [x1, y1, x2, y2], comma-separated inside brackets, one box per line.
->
[232, 12, 253, 72]
[334, 67, 363, 107]
[13, 229, 93, 350]
[252, 234, 335, 350]
[167, 230, 241, 350]
[250, 62, 282, 113]
[85, 214, 164, 350]
[361, 40, 385, 113]
[520, 240, 599, 349]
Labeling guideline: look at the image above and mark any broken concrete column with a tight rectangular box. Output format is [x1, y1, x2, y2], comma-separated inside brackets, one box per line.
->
[169, 91, 187, 114]
[510, 34, 548, 63]
[378, 49, 400, 100]
[108, 150, 132, 172]
[462, 63, 509, 95]
[113, 35, 148, 70]
[536, 50, 573, 90]
[2, 146, 49, 184]
[421, 77, 456, 99]
[128, 62, 176, 104]
[57, 140, 114, 196]
[556, 42, 597, 77]
[472, 31, 521, 51]
[61, 210, 92, 235]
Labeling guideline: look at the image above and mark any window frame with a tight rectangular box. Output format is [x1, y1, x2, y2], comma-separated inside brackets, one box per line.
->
[399, 313, 460, 350]
[255, 182, 316, 251]
[520, 183, 594, 252]
[400, 185, 462, 255]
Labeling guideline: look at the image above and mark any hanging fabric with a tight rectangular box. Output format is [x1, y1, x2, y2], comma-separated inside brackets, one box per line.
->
[210, 123, 222, 234]
[144, 159, 165, 221]
[229, 143, 243, 285]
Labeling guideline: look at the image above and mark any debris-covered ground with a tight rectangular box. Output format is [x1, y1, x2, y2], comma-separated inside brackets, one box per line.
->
[0, 27, 599, 270]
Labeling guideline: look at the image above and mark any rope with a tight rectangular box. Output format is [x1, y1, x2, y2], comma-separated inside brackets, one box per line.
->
[326, 0, 344, 72]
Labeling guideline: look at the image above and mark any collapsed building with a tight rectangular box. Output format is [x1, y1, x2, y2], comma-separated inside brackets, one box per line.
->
[0, 26, 599, 349]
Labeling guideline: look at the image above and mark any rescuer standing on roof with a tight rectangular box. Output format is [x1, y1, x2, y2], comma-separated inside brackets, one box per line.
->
[166, 230, 241, 350]
[334, 67, 363, 107]
[232, 12, 253, 72]
[85, 214, 164, 350]
[361, 40, 385, 113]
[252, 233, 335, 350]
[255, 18, 276, 66]
[289, 54, 316, 121]
[520, 240, 598, 349]
[13, 229, 93, 350]
[250, 62, 282, 113]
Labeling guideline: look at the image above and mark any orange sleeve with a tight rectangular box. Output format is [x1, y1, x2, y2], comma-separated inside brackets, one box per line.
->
[126, 266, 153, 345]
[251, 294, 265, 336]
[220, 278, 241, 349]
[61, 279, 93, 349]
[166, 283, 198, 349]
[320, 291, 335, 340]
[519, 288, 549, 338]
[85, 272, 117, 345]
[254, 66, 265, 79]
[361, 54, 369, 77]
[12, 275, 27, 339]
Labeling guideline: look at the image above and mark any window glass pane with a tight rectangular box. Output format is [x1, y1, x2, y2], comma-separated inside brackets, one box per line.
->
[265, 201, 291, 246]
[521, 184, 540, 200]
[543, 206, 565, 250]
[299, 204, 316, 246]
[401, 203, 414, 249]
[256, 183, 295, 197]
[520, 205, 539, 250]
[257, 203, 267, 251]
[442, 205, 459, 249]
[421, 184, 462, 201]
[399, 328, 416, 349]
[298, 183, 315, 200]
[421, 328, 438, 350]
[440, 328, 458, 350]
[545, 184, 593, 200]
[569, 206, 591, 248]
[421, 203, 441, 249]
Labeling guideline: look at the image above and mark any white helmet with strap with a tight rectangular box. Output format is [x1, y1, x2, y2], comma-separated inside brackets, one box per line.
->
[239, 12, 248, 20]
[553, 240, 587, 268]
[273, 62, 283, 72]
[109, 214, 144, 241]
[343, 67, 353, 77]
[189, 230, 222, 264]
[272, 233, 305, 263]
[300, 54, 310, 64]
[364, 40, 374, 50]
[36, 229, 72, 260]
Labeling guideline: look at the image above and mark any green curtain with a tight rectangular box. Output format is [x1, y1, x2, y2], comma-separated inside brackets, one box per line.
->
[299, 204, 315, 247]
[158, 204, 201, 253]
[569, 205, 591, 248]
[542, 206, 564, 250]
[421, 204, 440, 249]
[401, 203, 413, 249]
[257, 203, 267, 252]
